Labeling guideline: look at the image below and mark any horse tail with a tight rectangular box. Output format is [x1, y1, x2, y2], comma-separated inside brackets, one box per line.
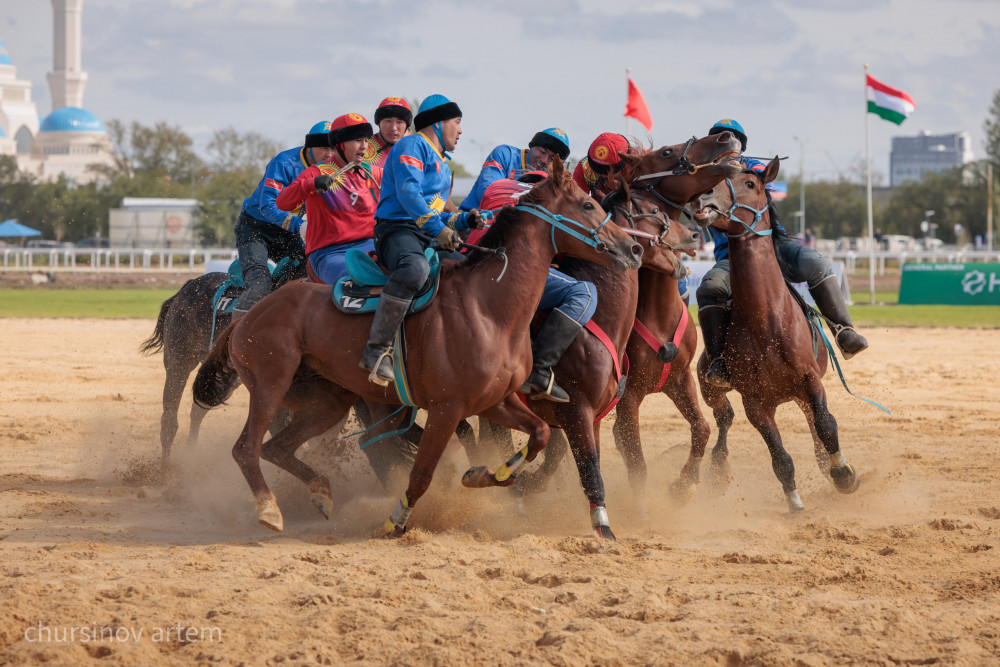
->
[192, 322, 239, 409]
[139, 294, 175, 355]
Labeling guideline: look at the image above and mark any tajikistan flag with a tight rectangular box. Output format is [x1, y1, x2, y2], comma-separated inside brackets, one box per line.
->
[866, 74, 916, 125]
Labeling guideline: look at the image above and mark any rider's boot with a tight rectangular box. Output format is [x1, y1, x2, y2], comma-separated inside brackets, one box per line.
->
[809, 277, 869, 359]
[360, 293, 411, 386]
[699, 306, 732, 389]
[519, 309, 582, 403]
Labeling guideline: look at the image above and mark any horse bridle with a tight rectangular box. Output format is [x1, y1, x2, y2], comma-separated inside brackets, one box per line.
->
[602, 191, 676, 251]
[721, 173, 772, 239]
[513, 203, 611, 254]
[628, 136, 735, 218]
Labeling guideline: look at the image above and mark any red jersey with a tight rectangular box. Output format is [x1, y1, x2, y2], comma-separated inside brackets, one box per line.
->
[362, 133, 394, 169]
[466, 178, 533, 246]
[276, 159, 383, 255]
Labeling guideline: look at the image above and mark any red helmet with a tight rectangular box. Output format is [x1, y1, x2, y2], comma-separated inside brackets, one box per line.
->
[328, 113, 373, 145]
[373, 97, 412, 126]
[587, 132, 630, 175]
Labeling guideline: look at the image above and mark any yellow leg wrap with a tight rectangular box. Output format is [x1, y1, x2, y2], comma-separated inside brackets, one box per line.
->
[495, 445, 530, 483]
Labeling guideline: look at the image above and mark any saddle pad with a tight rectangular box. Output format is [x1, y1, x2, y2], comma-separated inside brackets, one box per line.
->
[332, 248, 441, 315]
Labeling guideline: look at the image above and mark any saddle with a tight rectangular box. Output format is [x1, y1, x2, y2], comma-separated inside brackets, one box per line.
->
[208, 257, 299, 348]
[332, 248, 441, 315]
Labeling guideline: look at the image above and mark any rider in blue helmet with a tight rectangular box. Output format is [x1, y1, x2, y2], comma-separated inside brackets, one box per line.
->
[231, 121, 336, 317]
[696, 119, 868, 389]
[460, 127, 570, 210]
[360, 94, 485, 386]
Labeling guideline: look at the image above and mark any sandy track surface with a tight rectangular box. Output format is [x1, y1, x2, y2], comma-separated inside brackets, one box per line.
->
[0, 319, 997, 665]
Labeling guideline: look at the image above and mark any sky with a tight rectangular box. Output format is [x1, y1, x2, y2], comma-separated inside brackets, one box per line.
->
[1, 0, 998, 182]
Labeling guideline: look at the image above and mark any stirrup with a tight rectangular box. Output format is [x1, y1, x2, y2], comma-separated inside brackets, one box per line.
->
[832, 325, 868, 360]
[529, 368, 569, 403]
[705, 356, 731, 389]
[362, 347, 394, 387]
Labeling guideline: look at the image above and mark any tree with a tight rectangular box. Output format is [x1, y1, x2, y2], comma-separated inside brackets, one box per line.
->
[984, 88, 1000, 168]
[205, 127, 280, 174]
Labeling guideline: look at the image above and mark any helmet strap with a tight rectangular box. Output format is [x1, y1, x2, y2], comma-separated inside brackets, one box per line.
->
[433, 122, 452, 160]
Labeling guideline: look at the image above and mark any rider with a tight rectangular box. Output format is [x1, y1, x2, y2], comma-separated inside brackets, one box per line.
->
[231, 121, 333, 317]
[275, 113, 382, 285]
[363, 97, 412, 169]
[470, 172, 598, 402]
[575, 132, 691, 304]
[697, 118, 869, 389]
[360, 94, 484, 386]
[459, 127, 571, 210]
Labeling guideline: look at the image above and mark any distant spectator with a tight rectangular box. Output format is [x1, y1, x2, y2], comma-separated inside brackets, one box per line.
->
[874, 228, 886, 251]
[804, 227, 815, 249]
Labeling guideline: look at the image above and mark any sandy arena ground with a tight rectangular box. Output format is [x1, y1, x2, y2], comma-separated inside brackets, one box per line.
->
[0, 318, 998, 665]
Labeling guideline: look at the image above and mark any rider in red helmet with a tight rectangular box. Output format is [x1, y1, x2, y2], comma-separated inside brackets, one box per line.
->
[276, 113, 382, 285]
[573, 132, 635, 199]
[363, 97, 412, 169]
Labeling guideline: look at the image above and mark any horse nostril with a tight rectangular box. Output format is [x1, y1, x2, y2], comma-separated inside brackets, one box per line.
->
[692, 231, 701, 241]
[630, 244, 643, 259]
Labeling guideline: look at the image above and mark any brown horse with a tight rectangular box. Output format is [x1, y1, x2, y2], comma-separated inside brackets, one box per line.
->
[191, 157, 642, 534]
[464, 133, 740, 539]
[688, 158, 860, 511]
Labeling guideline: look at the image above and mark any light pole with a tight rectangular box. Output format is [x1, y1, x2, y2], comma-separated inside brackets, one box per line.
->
[793, 136, 806, 239]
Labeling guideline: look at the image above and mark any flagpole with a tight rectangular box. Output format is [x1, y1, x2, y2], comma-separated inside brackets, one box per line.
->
[864, 63, 876, 305]
[626, 67, 632, 137]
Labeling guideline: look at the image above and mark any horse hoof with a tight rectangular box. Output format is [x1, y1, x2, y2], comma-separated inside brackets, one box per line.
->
[310, 493, 333, 520]
[462, 466, 492, 488]
[256, 499, 284, 532]
[669, 478, 697, 505]
[380, 523, 407, 539]
[593, 525, 617, 541]
[830, 464, 861, 494]
[786, 490, 805, 513]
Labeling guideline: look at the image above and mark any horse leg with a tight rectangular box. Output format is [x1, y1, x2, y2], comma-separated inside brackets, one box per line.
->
[666, 370, 712, 499]
[159, 355, 195, 469]
[796, 398, 832, 480]
[564, 415, 616, 540]
[803, 385, 860, 494]
[461, 395, 550, 489]
[742, 398, 802, 513]
[514, 427, 569, 497]
[474, 418, 514, 466]
[186, 400, 209, 448]
[700, 377, 735, 493]
[611, 388, 648, 517]
[357, 401, 420, 489]
[382, 407, 464, 537]
[260, 391, 354, 521]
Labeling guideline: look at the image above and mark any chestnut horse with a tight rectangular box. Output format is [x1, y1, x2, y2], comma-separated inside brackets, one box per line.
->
[191, 157, 642, 534]
[688, 158, 860, 511]
[464, 133, 740, 539]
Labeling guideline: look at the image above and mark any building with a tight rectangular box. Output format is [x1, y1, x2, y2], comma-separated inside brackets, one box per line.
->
[0, 0, 112, 184]
[889, 131, 974, 187]
[108, 198, 200, 248]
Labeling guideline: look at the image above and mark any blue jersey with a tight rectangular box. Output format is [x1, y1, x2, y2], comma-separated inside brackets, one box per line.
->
[708, 156, 785, 261]
[460, 144, 530, 210]
[376, 132, 471, 237]
[242, 146, 309, 233]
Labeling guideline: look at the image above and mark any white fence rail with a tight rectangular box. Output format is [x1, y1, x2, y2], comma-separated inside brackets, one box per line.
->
[2, 247, 238, 273]
[688, 249, 1000, 274]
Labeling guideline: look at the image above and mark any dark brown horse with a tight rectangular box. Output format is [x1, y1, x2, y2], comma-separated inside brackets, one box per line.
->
[191, 157, 642, 534]
[688, 158, 860, 511]
[464, 133, 741, 539]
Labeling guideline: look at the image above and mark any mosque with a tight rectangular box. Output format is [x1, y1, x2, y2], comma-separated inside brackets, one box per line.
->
[0, 0, 113, 184]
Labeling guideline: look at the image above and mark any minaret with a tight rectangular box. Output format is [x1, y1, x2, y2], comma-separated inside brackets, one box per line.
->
[46, 0, 88, 110]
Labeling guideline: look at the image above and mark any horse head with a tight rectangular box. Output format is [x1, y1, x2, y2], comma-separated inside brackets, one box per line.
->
[691, 157, 780, 238]
[517, 156, 643, 272]
[603, 192, 699, 280]
[620, 133, 742, 214]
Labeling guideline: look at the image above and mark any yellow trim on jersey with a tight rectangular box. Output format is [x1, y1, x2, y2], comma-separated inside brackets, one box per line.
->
[417, 131, 446, 161]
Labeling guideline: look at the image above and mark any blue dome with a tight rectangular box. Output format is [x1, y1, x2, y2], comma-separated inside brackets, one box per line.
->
[0, 40, 11, 66]
[39, 107, 105, 133]
[0, 125, 5, 138]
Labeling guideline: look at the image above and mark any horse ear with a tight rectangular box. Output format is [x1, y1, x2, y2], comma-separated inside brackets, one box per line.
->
[764, 156, 780, 184]
[551, 155, 565, 180]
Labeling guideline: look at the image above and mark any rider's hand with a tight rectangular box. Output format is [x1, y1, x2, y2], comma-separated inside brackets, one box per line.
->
[313, 174, 335, 191]
[466, 209, 485, 230]
[436, 227, 461, 250]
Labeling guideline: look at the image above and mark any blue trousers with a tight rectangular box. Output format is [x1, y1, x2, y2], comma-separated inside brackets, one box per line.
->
[538, 268, 597, 325]
[308, 238, 376, 285]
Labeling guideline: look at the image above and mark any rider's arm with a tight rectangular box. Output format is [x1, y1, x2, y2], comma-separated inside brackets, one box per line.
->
[459, 146, 512, 210]
[393, 149, 469, 237]
[275, 165, 320, 212]
[256, 158, 306, 233]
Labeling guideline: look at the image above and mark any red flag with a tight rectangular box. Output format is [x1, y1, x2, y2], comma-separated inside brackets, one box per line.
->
[625, 78, 653, 131]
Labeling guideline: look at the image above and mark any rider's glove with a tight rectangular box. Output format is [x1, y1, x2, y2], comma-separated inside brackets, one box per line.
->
[435, 227, 461, 250]
[314, 174, 335, 191]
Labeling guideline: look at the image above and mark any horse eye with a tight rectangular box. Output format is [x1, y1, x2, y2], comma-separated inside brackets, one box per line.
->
[661, 148, 673, 158]
[583, 202, 595, 210]
[746, 181, 756, 190]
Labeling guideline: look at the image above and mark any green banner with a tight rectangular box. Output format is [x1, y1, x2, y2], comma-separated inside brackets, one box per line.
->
[899, 263, 1000, 305]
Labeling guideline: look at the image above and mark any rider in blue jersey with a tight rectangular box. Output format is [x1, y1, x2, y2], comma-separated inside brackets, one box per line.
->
[231, 121, 334, 317]
[697, 119, 869, 389]
[360, 95, 484, 386]
[459, 128, 570, 210]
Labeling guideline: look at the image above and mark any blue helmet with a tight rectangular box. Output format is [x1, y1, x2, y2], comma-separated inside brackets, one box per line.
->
[708, 118, 746, 151]
[305, 120, 332, 148]
[414, 94, 462, 131]
[529, 127, 570, 161]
